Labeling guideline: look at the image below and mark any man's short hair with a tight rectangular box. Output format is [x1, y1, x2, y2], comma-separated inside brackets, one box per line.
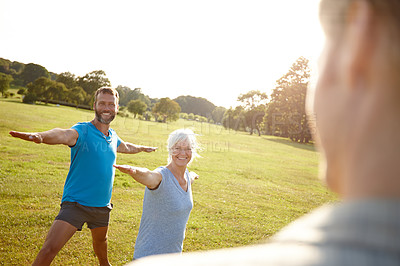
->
[94, 87, 119, 103]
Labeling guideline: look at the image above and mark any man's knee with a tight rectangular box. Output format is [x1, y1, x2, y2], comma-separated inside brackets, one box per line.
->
[38, 243, 61, 259]
[93, 234, 108, 243]
[91, 227, 109, 243]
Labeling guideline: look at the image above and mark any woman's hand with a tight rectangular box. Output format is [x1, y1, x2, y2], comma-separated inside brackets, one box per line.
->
[114, 164, 162, 189]
[113, 164, 136, 175]
[189, 171, 199, 184]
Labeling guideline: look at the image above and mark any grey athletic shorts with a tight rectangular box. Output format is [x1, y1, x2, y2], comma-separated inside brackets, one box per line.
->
[55, 201, 113, 231]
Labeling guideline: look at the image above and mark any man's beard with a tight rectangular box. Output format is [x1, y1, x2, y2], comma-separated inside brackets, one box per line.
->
[95, 109, 116, 124]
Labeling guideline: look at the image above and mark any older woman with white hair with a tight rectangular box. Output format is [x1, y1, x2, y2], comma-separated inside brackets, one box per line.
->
[114, 128, 200, 260]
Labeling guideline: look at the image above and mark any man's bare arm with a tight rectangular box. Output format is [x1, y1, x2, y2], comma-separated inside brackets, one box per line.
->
[9, 128, 79, 146]
[117, 141, 157, 154]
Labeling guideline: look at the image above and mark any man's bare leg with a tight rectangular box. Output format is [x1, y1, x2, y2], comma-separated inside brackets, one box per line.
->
[91, 226, 111, 266]
[32, 220, 77, 266]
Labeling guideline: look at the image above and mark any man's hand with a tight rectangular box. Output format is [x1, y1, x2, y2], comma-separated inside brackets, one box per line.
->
[9, 128, 78, 146]
[9, 131, 43, 144]
[117, 141, 158, 154]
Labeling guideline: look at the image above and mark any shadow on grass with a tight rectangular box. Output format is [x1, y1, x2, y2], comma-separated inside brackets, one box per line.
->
[0, 98, 93, 112]
[263, 136, 316, 152]
[0, 98, 23, 104]
[1, 98, 54, 107]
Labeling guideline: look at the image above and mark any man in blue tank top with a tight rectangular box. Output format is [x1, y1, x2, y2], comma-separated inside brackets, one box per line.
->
[9, 87, 157, 266]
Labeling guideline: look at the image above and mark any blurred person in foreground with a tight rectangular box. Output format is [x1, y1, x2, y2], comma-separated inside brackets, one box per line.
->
[9, 87, 156, 266]
[129, 0, 400, 265]
[114, 128, 199, 260]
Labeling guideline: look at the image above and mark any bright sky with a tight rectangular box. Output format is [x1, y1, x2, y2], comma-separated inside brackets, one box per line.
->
[0, 0, 323, 108]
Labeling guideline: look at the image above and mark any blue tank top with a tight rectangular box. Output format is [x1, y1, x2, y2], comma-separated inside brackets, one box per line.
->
[133, 166, 193, 259]
[61, 122, 121, 207]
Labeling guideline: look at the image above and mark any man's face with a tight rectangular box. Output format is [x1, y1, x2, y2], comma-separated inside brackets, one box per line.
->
[94, 93, 119, 124]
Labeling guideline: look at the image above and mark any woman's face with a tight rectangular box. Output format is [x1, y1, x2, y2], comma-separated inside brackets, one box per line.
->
[170, 139, 192, 167]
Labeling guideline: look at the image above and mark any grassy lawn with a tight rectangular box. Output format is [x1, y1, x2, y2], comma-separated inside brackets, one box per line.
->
[0, 97, 337, 265]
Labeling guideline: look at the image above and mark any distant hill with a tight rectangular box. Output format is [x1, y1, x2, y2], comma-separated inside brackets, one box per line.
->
[173, 95, 216, 118]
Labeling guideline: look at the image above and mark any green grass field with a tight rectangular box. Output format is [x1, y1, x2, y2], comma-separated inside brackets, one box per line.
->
[0, 97, 337, 265]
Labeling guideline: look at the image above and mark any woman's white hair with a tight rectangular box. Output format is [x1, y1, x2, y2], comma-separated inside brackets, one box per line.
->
[167, 128, 200, 165]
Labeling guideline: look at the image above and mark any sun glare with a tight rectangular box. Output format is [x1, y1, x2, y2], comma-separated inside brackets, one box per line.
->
[0, 0, 325, 108]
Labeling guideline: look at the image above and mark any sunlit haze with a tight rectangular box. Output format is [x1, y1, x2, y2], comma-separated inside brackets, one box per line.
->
[0, 0, 323, 108]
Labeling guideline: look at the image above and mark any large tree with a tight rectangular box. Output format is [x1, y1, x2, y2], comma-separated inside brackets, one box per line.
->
[25, 77, 69, 104]
[222, 106, 245, 131]
[264, 56, 311, 143]
[0, 58, 25, 86]
[43, 82, 68, 102]
[0, 73, 13, 96]
[0, 58, 11, 74]
[116, 86, 151, 108]
[77, 70, 111, 96]
[19, 63, 50, 86]
[56, 72, 77, 89]
[67, 86, 87, 106]
[238, 90, 268, 109]
[0, 58, 24, 76]
[127, 99, 147, 118]
[26, 76, 52, 100]
[211, 106, 227, 124]
[237, 90, 268, 136]
[152, 98, 181, 123]
[10, 61, 24, 75]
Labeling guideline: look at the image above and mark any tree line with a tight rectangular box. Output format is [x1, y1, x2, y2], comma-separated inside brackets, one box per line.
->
[222, 57, 312, 143]
[0, 56, 312, 143]
[0, 58, 226, 123]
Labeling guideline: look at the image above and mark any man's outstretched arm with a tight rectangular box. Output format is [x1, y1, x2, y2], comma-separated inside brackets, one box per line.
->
[117, 141, 157, 154]
[9, 128, 78, 146]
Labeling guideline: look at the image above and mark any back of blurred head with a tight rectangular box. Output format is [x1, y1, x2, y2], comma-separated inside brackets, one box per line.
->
[312, 0, 400, 199]
[320, 0, 400, 69]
